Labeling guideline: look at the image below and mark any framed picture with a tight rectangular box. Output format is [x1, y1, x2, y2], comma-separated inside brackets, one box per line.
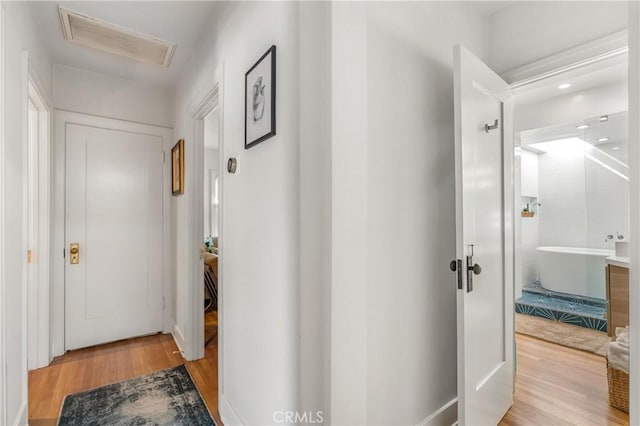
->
[172, 139, 185, 195]
[245, 45, 276, 149]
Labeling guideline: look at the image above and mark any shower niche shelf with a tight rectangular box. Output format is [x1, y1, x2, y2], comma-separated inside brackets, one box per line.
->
[521, 195, 539, 218]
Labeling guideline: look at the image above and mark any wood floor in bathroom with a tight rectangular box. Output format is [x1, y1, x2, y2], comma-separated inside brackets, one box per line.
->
[500, 333, 628, 425]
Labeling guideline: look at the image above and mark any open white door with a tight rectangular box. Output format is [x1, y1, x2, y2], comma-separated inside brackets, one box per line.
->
[453, 45, 514, 425]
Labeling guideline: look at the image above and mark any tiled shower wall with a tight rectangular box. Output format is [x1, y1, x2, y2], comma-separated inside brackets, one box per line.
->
[538, 145, 629, 250]
[520, 150, 540, 287]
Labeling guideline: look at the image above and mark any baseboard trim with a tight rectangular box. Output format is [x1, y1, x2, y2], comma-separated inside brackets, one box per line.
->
[171, 323, 185, 355]
[416, 398, 457, 426]
[220, 394, 244, 425]
[11, 400, 27, 426]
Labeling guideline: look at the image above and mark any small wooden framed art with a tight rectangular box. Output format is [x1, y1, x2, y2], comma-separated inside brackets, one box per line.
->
[172, 139, 185, 195]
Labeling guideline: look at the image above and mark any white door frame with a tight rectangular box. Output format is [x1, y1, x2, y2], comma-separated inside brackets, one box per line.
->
[0, 2, 6, 424]
[183, 64, 224, 364]
[506, 29, 637, 422]
[51, 110, 173, 356]
[25, 58, 52, 371]
[628, 7, 639, 425]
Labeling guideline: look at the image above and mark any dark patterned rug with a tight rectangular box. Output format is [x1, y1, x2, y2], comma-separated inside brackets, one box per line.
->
[57, 365, 215, 425]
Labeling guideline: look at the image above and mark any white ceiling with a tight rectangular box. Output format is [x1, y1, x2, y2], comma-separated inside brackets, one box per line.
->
[28, 1, 218, 88]
[469, 1, 513, 17]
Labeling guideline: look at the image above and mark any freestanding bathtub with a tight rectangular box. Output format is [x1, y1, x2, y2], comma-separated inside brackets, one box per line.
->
[536, 246, 615, 300]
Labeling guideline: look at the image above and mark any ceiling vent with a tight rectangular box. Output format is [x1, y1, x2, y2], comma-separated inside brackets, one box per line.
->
[58, 6, 176, 68]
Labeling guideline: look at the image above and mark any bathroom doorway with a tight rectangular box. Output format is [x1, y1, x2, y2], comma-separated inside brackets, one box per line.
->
[506, 46, 630, 423]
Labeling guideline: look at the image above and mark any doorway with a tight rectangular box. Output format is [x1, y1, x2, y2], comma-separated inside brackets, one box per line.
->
[507, 47, 630, 423]
[51, 111, 173, 357]
[455, 38, 634, 425]
[203, 110, 220, 352]
[183, 71, 223, 420]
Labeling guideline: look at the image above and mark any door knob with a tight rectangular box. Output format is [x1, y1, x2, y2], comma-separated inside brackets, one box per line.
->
[70, 243, 80, 264]
[469, 263, 482, 275]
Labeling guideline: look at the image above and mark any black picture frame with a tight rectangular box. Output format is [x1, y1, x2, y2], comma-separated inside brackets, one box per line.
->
[245, 45, 276, 149]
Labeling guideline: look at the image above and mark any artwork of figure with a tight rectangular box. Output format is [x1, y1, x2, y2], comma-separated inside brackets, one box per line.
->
[245, 45, 276, 149]
[253, 76, 266, 122]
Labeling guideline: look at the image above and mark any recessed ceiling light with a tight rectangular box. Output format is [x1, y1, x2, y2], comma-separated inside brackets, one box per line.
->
[597, 137, 609, 142]
[600, 115, 609, 122]
[612, 147, 620, 150]
[576, 124, 590, 130]
[558, 83, 572, 89]
[528, 137, 588, 153]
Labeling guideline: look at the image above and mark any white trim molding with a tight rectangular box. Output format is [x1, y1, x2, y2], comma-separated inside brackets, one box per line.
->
[628, 4, 639, 425]
[172, 322, 185, 354]
[182, 63, 224, 364]
[10, 400, 26, 426]
[416, 398, 458, 426]
[219, 394, 244, 426]
[0, 2, 6, 424]
[503, 30, 628, 88]
[51, 110, 173, 356]
[26, 58, 53, 371]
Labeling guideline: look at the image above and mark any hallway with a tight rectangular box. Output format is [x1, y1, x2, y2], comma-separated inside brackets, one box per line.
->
[28, 312, 220, 426]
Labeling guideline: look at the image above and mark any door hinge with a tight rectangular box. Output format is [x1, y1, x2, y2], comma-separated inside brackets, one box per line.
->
[27, 250, 32, 264]
[162, 151, 166, 163]
[162, 296, 166, 310]
[63, 248, 66, 258]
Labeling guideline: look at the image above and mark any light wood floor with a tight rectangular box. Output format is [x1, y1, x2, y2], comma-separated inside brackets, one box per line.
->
[28, 311, 221, 426]
[29, 324, 628, 426]
[500, 333, 629, 426]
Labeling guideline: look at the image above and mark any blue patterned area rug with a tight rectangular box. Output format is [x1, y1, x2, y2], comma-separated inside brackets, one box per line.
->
[57, 365, 215, 426]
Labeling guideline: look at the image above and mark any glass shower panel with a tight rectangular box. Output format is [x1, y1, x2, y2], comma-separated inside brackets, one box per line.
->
[584, 111, 629, 249]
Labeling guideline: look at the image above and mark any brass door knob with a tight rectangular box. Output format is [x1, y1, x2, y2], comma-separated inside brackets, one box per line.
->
[70, 243, 80, 264]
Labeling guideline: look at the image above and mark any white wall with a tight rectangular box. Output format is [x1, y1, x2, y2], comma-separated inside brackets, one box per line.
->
[298, 2, 331, 421]
[173, 2, 299, 424]
[489, 1, 628, 74]
[1, 2, 52, 424]
[53, 64, 174, 128]
[363, 2, 489, 424]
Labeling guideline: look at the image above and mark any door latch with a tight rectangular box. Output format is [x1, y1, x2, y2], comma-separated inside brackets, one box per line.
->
[450, 259, 463, 290]
[466, 255, 482, 292]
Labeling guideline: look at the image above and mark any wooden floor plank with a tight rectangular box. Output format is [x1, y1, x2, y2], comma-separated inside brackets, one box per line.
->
[29, 311, 221, 425]
[500, 333, 628, 426]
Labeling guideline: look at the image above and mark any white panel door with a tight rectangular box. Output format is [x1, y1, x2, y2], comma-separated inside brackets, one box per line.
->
[65, 124, 164, 350]
[454, 45, 515, 425]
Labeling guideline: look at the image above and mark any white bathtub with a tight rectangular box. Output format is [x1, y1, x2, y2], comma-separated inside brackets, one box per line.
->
[536, 246, 614, 300]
